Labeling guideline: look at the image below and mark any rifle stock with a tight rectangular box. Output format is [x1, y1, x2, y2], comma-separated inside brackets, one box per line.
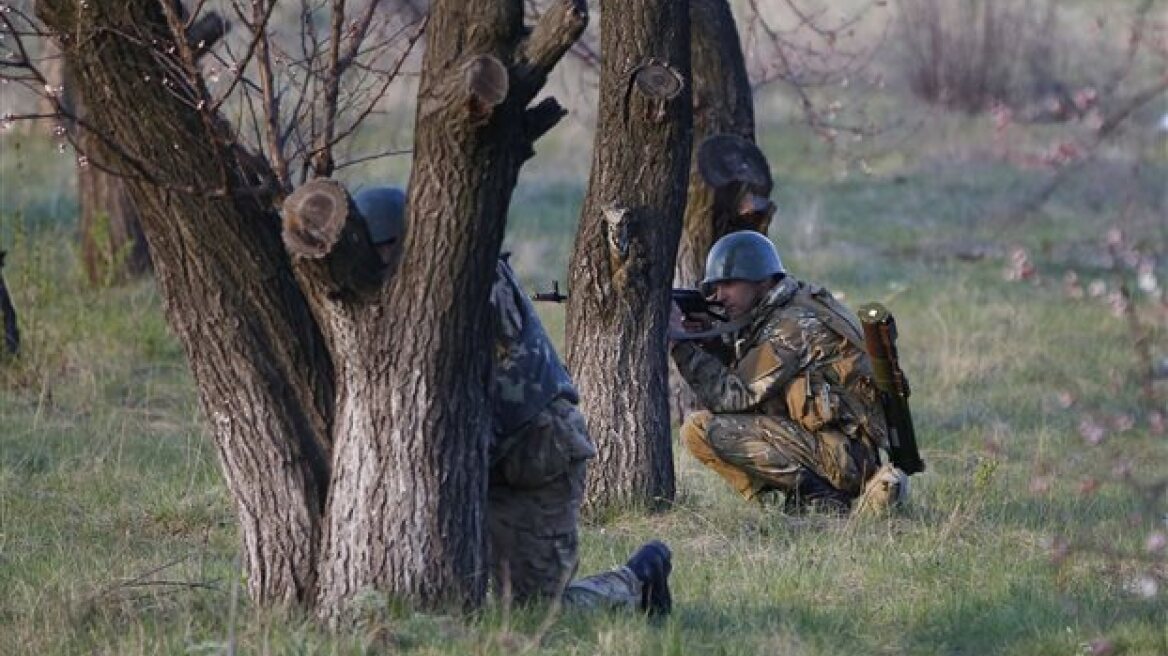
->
[858, 302, 925, 475]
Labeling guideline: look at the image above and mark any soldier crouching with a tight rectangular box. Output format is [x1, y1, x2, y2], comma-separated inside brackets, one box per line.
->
[670, 230, 905, 513]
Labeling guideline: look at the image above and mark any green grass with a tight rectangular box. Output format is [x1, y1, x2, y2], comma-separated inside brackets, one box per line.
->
[2, 91, 1167, 655]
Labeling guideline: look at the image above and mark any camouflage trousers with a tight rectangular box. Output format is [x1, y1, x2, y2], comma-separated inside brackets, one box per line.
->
[680, 410, 879, 501]
[489, 397, 642, 611]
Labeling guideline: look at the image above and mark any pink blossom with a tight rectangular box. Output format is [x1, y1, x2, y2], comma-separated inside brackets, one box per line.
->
[1148, 412, 1165, 435]
[1073, 87, 1098, 111]
[1078, 417, 1107, 445]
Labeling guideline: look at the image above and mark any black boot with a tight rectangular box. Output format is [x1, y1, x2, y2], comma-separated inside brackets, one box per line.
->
[625, 540, 672, 617]
[783, 469, 853, 515]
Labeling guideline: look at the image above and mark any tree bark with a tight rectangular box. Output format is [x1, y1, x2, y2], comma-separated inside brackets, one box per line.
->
[0, 250, 18, 356]
[38, 37, 150, 285]
[670, 0, 774, 421]
[565, 0, 692, 512]
[38, 0, 586, 619]
[309, 0, 586, 617]
[39, 0, 337, 607]
[67, 6, 227, 287]
[76, 155, 151, 286]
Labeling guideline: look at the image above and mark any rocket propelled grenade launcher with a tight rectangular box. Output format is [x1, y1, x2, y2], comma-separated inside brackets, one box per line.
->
[858, 302, 925, 475]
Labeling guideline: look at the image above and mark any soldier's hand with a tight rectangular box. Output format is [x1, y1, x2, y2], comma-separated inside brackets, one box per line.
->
[670, 302, 715, 346]
[682, 312, 714, 333]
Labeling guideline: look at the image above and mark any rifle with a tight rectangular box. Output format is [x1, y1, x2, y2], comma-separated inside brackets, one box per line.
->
[857, 302, 925, 475]
[531, 283, 729, 324]
[531, 280, 567, 303]
[672, 288, 727, 322]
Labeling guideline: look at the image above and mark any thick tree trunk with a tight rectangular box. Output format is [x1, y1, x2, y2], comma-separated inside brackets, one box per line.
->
[565, 0, 692, 512]
[670, 0, 774, 421]
[77, 159, 151, 286]
[53, 37, 151, 287]
[67, 7, 227, 287]
[312, 0, 586, 614]
[39, 0, 335, 606]
[39, 0, 585, 619]
[38, 37, 148, 284]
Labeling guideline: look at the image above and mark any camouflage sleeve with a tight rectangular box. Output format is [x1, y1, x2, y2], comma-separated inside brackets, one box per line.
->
[670, 338, 802, 414]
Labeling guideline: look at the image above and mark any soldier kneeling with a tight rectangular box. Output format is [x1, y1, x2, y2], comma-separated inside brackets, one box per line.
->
[355, 186, 673, 617]
[669, 230, 906, 514]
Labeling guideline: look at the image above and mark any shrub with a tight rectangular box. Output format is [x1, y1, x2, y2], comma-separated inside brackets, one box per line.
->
[896, 0, 1040, 113]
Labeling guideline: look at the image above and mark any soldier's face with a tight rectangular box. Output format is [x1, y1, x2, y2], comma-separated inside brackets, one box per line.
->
[709, 279, 774, 319]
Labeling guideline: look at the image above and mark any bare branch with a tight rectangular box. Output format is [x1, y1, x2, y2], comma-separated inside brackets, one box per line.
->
[326, 15, 427, 163]
[159, 0, 233, 191]
[522, 96, 567, 150]
[309, 0, 349, 178]
[209, 0, 278, 114]
[516, 0, 588, 104]
[334, 146, 412, 171]
[253, 0, 292, 191]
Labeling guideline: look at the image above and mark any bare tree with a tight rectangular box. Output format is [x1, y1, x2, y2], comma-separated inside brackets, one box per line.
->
[565, 0, 692, 512]
[9, 0, 585, 619]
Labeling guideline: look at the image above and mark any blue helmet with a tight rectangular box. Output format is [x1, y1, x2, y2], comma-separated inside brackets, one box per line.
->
[699, 230, 785, 296]
[353, 186, 406, 246]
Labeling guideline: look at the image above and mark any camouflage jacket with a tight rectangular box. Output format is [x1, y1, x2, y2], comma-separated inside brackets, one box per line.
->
[672, 276, 887, 445]
[490, 258, 579, 437]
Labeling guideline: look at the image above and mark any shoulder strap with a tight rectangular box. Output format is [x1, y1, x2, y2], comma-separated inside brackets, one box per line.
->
[789, 285, 866, 352]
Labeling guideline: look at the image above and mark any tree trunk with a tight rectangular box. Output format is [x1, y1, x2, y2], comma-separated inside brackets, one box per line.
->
[66, 7, 227, 287]
[77, 157, 151, 286]
[0, 250, 18, 356]
[308, 0, 586, 616]
[38, 0, 585, 619]
[670, 0, 774, 421]
[38, 1, 334, 605]
[565, 0, 692, 512]
[50, 36, 152, 287]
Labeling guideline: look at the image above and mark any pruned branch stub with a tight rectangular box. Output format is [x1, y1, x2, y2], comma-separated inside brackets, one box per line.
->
[282, 179, 351, 258]
[633, 59, 684, 100]
[464, 55, 509, 119]
[697, 133, 771, 189]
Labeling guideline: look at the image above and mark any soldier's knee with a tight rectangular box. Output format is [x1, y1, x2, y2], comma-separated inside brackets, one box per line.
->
[680, 411, 713, 455]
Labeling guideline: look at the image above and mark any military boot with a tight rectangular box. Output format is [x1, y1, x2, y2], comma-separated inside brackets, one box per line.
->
[852, 464, 909, 517]
[783, 468, 853, 515]
[625, 540, 672, 617]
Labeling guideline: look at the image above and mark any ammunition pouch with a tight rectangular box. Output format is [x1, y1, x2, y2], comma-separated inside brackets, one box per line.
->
[785, 367, 839, 433]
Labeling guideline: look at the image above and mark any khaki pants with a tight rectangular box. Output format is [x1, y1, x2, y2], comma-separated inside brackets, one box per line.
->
[680, 410, 878, 500]
[489, 398, 641, 610]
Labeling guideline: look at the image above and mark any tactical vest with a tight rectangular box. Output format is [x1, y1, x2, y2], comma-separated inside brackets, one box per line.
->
[490, 259, 578, 437]
[781, 285, 889, 449]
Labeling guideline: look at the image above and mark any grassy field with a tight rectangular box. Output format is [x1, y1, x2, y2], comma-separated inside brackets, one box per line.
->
[2, 33, 1167, 656]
